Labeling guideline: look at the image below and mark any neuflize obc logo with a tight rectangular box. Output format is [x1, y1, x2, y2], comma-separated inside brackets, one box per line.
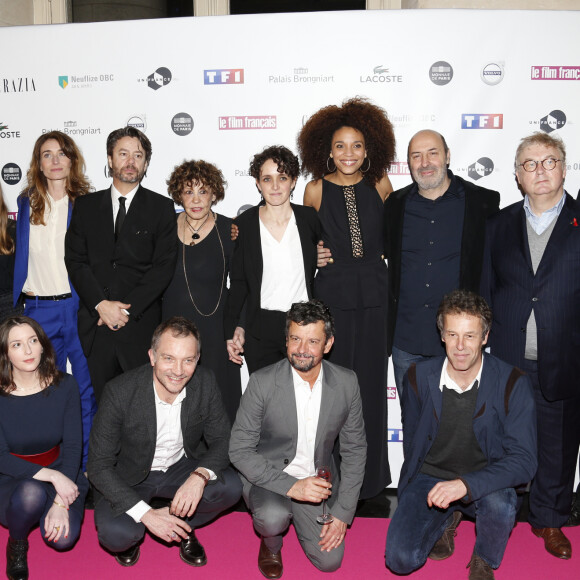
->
[204, 69, 244, 85]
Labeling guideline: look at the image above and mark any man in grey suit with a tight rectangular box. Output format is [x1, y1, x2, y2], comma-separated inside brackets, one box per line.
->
[230, 300, 366, 578]
[88, 317, 242, 568]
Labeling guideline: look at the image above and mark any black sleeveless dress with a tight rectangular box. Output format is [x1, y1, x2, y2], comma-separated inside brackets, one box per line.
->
[314, 178, 390, 498]
[163, 214, 241, 424]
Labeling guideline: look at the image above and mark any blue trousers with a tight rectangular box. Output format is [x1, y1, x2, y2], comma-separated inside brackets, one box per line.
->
[24, 296, 97, 469]
[385, 473, 516, 573]
[391, 346, 437, 398]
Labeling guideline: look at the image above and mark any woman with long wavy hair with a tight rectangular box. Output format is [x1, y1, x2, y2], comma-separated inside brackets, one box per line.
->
[13, 131, 96, 469]
[0, 315, 87, 579]
[297, 97, 396, 499]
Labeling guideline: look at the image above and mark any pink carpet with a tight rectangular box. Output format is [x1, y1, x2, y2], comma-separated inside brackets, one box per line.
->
[2, 512, 579, 579]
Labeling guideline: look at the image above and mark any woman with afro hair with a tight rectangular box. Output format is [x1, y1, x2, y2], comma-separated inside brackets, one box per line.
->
[297, 97, 396, 499]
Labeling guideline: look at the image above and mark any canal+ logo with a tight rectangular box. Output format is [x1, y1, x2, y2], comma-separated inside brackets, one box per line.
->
[461, 114, 503, 129]
[204, 69, 244, 85]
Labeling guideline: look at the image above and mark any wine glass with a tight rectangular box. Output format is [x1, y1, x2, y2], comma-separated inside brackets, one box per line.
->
[316, 464, 333, 525]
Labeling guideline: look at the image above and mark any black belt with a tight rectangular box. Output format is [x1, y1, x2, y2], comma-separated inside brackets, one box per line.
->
[24, 293, 72, 301]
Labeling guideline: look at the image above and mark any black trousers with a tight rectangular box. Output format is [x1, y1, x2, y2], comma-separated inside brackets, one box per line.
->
[94, 456, 242, 552]
[244, 309, 287, 375]
[524, 359, 580, 528]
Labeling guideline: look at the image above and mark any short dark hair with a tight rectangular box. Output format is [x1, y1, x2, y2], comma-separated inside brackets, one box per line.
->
[106, 126, 152, 175]
[151, 316, 201, 353]
[286, 299, 335, 342]
[0, 316, 62, 395]
[249, 145, 300, 181]
[436, 290, 492, 339]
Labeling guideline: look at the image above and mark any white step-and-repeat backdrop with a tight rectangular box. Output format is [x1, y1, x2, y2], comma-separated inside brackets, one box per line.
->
[1, 9, 579, 486]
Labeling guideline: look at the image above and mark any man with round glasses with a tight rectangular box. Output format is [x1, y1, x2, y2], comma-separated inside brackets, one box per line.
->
[481, 132, 580, 561]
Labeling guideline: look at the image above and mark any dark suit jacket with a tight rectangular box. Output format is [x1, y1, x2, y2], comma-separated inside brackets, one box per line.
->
[64, 186, 177, 356]
[384, 173, 500, 354]
[229, 359, 366, 525]
[400, 355, 536, 501]
[480, 193, 580, 401]
[87, 364, 231, 517]
[223, 203, 321, 339]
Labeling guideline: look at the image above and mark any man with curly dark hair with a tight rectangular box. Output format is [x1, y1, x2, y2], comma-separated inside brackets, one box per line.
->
[385, 130, 500, 399]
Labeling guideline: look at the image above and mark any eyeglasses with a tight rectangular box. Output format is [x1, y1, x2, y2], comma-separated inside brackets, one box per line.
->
[518, 158, 561, 172]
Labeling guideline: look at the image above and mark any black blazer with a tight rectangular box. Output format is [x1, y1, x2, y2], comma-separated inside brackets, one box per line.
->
[480, 193, 580, 401]
[384, 174, 500, 354]
[224, 203, 321, 339]
[87, 364, 231, 517]
[64, 186, 177, 356]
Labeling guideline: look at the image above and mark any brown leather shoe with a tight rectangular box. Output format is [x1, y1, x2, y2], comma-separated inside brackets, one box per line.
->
[466, 553, 495, 579]
[531, 527, 571, 559]
[428, 511, 462, 561]
[258, 538, 283, 579]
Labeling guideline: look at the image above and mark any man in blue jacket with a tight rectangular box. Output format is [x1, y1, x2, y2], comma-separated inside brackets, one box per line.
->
[385, 290, 537, 580]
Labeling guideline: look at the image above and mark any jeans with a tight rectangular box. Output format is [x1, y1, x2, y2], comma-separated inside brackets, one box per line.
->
[385, 473, 516, 573]
[391, 346, 437, 398]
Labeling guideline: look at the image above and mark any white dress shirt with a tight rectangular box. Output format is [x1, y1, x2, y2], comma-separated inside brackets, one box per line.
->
[283, 366, 324, 479]
[111, 183, 139, 225]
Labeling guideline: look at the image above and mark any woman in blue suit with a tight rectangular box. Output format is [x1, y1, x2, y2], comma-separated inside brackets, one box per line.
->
[13, 131, 96, 468]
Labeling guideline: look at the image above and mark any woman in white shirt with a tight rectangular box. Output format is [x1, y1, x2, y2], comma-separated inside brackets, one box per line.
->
[224, 146, 321, 374]
[13, 131, 96, 469]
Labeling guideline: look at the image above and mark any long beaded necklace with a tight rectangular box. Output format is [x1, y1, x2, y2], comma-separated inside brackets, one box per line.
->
[181, 211, 225, 317]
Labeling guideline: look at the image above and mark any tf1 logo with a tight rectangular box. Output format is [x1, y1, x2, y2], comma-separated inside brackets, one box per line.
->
[204, 69, 244, 85]
[461, 114, 503, 129]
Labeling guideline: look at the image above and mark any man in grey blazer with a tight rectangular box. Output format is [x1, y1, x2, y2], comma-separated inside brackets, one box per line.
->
[230, 300, 366, 578]
[88, 317, 242, 568]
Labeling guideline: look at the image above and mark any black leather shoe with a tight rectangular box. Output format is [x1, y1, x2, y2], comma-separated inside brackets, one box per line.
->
[180, 532, 207, 566]
[114, 544, 140, 567]
[6, 538, 29, 580]
[564, 484, 580, 527]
